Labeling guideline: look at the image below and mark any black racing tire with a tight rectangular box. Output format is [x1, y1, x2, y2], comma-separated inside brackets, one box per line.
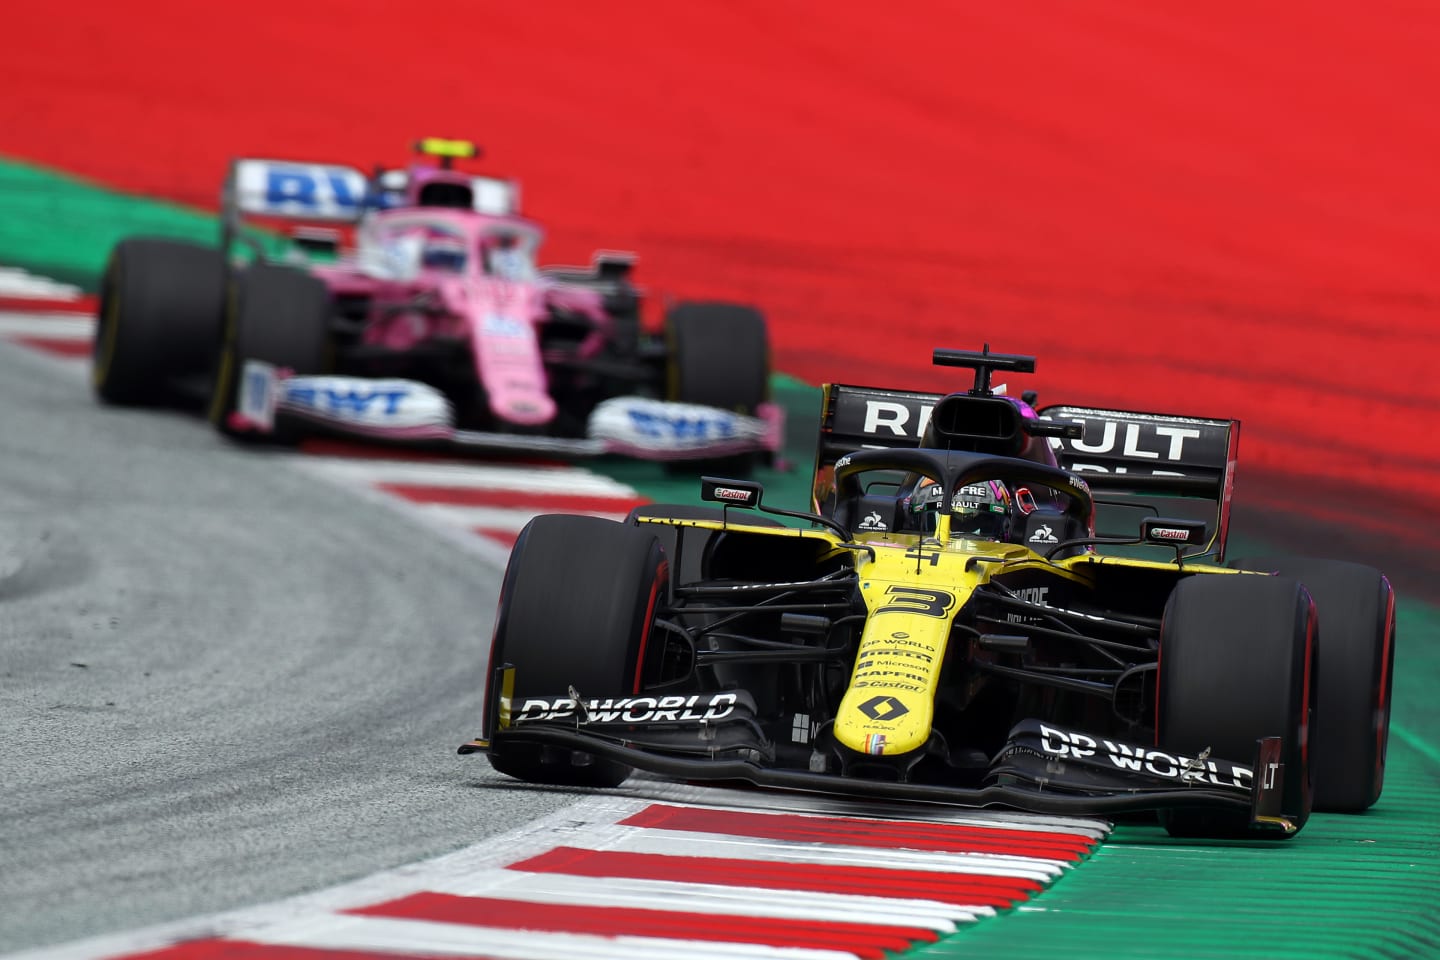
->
[665, 301, 770, 415]
[209, 263, 332, 440]
[1230, 556, 1396, 812]
[485, 515, 668, 787]
[1157, 573, 1315, 839]
[92, 238, 226, 405]
[664, 302, 771, 474]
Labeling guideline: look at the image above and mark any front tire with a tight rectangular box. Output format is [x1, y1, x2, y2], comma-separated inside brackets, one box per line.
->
[209, 263, 332, 440]
[1157, 573, 1315, 838]
[93, 238, 225, 405]
[1231, 556, 1395, 811]
[485, 515, 668, 787]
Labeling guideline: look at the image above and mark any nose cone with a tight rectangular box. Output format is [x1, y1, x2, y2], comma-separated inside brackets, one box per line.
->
[832, 603, 952, 758]
[493, 391, 556, 426]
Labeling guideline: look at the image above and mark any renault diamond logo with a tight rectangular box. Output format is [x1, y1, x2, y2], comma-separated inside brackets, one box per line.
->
[858, 695, 910, 721]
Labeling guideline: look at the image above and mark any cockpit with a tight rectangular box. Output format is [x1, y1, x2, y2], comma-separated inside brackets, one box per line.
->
[357, 215, 542, 282]
[827, 448, 1096, 556]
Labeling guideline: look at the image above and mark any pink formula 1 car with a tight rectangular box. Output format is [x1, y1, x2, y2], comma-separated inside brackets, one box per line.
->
[92, 140, 780, 466]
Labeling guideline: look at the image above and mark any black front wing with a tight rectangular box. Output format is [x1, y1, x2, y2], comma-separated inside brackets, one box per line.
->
[462, 693, 1295, 832]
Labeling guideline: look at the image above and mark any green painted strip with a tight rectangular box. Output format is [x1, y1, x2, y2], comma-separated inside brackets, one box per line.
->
[0, 156, 219, 293]
[1392, 721, 1440, 768]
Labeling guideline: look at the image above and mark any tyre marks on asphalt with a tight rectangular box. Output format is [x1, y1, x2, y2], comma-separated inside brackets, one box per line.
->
[25, 792, 1106, 960]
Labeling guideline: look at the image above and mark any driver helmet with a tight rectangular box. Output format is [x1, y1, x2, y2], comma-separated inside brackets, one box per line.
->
[901, 478, 945, 535]
[950, 480, 1014, 541]
[902, 477, 1013, 540]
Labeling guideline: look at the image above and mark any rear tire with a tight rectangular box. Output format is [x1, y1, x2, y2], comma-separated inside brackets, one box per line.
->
[92, 238, 225, 405]
[664, 301, 771, 474]
[1230, 556, 1395, 811]
[209, 263, 332, 440]
[666, 301, 771, 414]
[1157, 573, 1315, 838]
[485, 515, 667, 787]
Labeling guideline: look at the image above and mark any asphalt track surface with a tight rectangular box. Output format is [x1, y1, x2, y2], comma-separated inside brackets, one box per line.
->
[0, 343, 576, 952]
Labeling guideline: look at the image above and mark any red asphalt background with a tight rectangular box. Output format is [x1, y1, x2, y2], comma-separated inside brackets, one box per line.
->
[3, 2, 1438, 514]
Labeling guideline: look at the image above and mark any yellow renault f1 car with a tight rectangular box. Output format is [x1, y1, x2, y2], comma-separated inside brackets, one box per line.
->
[462, 348, 1396, 839]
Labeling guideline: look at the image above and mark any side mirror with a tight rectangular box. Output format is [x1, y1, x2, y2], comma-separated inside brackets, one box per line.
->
[1141, 517, 1207, 547]
[700, 477, 763, 508]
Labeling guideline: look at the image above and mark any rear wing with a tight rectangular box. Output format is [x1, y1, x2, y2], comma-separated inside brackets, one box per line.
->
[220, 158, 372, 262]
[224, 158, 370, 226]
[810, 383, 1240, 560]
[219, 157, 521, 260]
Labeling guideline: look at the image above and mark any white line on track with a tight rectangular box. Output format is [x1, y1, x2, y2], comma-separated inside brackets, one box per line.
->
[296, 456, 642, 497]
[0, 268, 83, 299]
[427, 872, 972, 930]
[247, 914, 861, 960]
[0, 312, 95, 338]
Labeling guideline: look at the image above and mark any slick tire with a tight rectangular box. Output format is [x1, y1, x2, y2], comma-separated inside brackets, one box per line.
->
[1157, 573, 1315, 839]
[92, 238, 226, 405]
[1230, 557, 1396, 811]
[665, 301, 770, 414]
[664, 301, 772, 474]
[209, 263, 332, 441]
[485, 515, 667, 788]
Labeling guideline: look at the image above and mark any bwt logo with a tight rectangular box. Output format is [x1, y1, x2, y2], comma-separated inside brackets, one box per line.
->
[627, 410, 736, 440]
[287, 385, 408, 417]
